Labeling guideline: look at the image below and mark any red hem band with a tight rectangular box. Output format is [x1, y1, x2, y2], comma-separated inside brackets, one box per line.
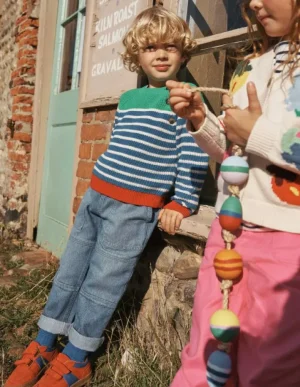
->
[90, 175, 165, 208]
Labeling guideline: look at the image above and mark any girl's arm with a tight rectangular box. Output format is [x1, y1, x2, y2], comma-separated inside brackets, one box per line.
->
[166, 80, 226, 163]
[189, 105, 226, 164]
[246, 111, 300, 175]
[224, 81, 300, 176]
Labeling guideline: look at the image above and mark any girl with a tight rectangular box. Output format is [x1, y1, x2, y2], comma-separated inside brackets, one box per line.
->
[167, 0, 300, 386]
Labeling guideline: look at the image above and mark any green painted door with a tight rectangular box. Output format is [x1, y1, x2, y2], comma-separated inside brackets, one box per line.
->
[37, 0, 86, 257]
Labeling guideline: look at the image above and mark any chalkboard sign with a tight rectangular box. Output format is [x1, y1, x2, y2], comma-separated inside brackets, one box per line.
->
[80, 0, 151, 108]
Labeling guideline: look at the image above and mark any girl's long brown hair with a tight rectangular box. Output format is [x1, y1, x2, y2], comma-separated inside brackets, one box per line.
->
[241, 0, 300, 76]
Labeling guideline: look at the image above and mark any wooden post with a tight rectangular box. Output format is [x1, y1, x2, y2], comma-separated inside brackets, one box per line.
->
[162, 0, 179, 13]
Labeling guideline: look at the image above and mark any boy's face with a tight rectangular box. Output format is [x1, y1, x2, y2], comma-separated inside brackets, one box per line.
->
[138, 43, 185, 88]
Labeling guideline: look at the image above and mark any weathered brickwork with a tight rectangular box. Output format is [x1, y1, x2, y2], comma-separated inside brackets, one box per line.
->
[0, 0, 23, 229]
[0, 0, 39, 235]
[73, 108, 116, 214]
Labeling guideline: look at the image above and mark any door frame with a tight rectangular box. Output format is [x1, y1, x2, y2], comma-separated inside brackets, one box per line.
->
[67, 0, 93, 230]
[27, 0, 59, 239]
[27, 0, 90, 240]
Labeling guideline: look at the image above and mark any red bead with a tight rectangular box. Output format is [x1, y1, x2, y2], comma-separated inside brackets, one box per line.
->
[219, 214, 242, 232]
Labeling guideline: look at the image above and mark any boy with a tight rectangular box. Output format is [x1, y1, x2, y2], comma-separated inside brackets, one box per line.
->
[5, 6, 209, 387]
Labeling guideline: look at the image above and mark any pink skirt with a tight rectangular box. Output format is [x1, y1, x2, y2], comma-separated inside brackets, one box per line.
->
[171, 219, 300, 387]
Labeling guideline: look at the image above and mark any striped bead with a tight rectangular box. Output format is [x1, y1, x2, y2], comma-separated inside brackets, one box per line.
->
[214, 249, 243, 280]
[220, 156, 249, 185]
[219, 196, 242, 232]
[207, 350, 232, 386]
[210, 309, 240, 343]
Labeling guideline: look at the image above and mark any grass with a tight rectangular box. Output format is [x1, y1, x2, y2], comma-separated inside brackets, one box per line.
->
[0, 239, 188, 387]
[90, 318, 182, 386]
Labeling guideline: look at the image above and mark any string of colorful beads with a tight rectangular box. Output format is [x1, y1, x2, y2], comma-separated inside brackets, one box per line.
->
[206, 146, 249, 386]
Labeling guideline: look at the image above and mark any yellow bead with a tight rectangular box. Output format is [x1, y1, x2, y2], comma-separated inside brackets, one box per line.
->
[210, 309, 240, 343]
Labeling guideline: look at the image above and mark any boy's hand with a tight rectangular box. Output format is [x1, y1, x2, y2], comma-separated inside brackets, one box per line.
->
[166, 80, 206, 131]
[158, 209, 184, 235]
[223, 82, 262, 145]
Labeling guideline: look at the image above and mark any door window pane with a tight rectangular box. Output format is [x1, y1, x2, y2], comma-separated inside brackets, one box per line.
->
[67, 0, 79, 17]
[60, 17, 78, 92]
[76, 15, 85, 88]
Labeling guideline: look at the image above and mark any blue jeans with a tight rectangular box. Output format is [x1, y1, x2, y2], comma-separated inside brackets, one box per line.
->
[38, 188, 159, 351]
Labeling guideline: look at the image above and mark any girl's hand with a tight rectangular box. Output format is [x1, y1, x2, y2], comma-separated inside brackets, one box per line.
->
[166, 80, 206, 131]
[158, 209, 184, 235]
[223, 82, 262, 145]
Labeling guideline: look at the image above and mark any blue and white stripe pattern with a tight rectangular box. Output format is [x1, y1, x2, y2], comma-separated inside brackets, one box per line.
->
[92, 87, 209, 213]
[173, 119, 208, 210]
[273, 41, 300, 74]
[207, 350, 232, 386]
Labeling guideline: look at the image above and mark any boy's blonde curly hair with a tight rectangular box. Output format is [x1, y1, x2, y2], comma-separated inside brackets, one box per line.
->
[122, 6, 196, 72]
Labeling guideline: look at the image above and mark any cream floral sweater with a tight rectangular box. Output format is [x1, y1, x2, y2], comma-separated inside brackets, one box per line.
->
[191, 41, 300, 233]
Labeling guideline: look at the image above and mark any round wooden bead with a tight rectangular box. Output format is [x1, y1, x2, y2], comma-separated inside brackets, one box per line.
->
[219, 196, 242, 232]
[210, 309, 240, 343]
[214, 249, 243, 280]
[207, 350, 232, 386]
[220, 156, 249, 185]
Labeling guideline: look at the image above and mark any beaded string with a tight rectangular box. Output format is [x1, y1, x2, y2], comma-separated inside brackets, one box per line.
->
[188, 86, 249, 386]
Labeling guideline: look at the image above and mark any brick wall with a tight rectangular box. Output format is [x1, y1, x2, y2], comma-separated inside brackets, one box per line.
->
[0, 0, 39, 235]
[73, 108, 116, 214]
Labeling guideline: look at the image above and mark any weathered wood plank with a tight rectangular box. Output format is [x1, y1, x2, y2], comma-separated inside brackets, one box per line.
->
[192, 27, 258, 56]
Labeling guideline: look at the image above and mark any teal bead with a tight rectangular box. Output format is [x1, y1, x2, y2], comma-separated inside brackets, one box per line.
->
[220, 196, 242, 219]
[220, 156, 249, 185]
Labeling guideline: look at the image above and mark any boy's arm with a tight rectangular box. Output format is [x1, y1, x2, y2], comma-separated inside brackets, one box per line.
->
[163, 118, 209, 217]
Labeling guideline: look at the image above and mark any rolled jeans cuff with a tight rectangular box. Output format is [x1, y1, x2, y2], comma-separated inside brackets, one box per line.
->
[38, 315, 71, 336]
[68, 326, 104, 352]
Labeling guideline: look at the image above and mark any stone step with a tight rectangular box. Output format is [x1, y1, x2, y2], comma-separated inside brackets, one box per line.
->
[0, 275, 18, 288]
[0, 248, 57, 288]
[10, 249, 57, 271]
[176, 205, 215, 240]
[158, 205, 215, 241]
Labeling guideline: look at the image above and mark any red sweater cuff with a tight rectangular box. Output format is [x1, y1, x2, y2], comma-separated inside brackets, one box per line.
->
[163, 201, 191, 218]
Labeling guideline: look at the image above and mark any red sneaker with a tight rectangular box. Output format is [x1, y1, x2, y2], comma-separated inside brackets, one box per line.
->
[5, 341, 58, 387]
[33, 353, 92, 387]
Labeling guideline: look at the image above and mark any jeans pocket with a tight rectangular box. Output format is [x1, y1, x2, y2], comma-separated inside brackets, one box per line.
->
[72, 190, 91, 231]
[73, 188, 103, 232]
[100, 199, 154, 253]
[73, 202, 86, 231]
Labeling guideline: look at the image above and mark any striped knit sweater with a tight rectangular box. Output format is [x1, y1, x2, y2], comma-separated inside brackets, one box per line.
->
[91, 86, 209, 217]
